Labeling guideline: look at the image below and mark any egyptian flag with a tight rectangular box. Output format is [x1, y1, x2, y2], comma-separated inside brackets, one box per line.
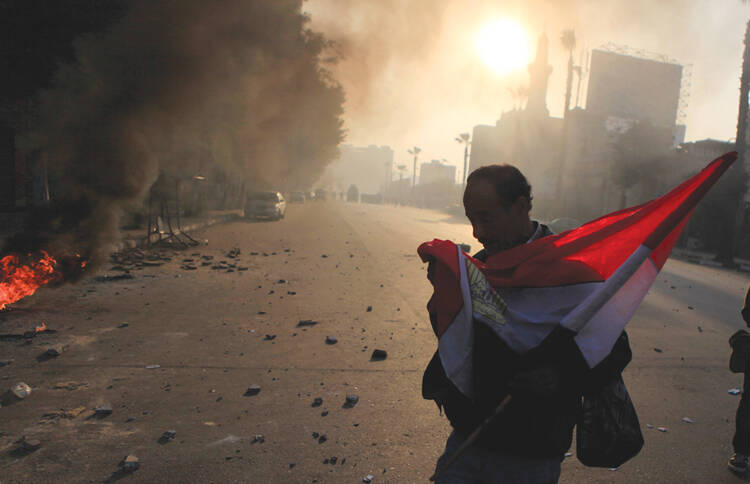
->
[418, 152, 737, 399]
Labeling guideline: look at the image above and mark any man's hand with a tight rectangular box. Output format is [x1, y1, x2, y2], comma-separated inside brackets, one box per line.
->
[508, 366, 561, 399]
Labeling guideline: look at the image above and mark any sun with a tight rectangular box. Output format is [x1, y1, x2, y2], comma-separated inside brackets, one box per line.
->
[474, 19, 532, 76]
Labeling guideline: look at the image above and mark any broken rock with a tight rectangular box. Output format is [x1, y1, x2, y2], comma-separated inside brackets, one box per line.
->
[371, 349, 387, 361]
[95, 404, 113, 416]
[325, 336, 338, 345]
[46, 345, 63, 357]
[244, 385, 261, 397]
[11, 382, 32, 399]
[120, 455, 140, 472]
[344, 394, 359, 408]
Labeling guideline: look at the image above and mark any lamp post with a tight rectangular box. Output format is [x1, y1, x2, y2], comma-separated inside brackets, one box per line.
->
[408, 147, 421, 190]
[455, 133, 471, 188]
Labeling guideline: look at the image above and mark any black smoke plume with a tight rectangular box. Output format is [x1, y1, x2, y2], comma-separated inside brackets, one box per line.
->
[5, 0, 344, 269]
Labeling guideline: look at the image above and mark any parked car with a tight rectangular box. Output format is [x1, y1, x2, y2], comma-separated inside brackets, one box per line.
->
[289, 191, 305, 203]
[244, 191, 286, 220]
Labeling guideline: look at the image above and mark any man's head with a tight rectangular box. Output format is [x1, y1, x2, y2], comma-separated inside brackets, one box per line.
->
[463, 164, 534, 256]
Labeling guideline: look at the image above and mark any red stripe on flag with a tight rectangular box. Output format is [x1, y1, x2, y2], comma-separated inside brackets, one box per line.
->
[418, 239, 464, 337]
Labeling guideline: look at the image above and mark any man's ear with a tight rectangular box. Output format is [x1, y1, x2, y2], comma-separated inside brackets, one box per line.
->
[512, 196, 531, 215]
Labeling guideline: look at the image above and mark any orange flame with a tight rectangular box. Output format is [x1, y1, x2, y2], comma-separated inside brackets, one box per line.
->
[35, 322, 48, 333]
[0, 251, 62, 310]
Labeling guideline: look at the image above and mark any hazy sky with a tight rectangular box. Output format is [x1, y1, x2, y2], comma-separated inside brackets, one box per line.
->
[306, 0, 750, 181]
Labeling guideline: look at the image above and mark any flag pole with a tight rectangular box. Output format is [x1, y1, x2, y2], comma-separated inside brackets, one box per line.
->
[429, 395, 512, 482]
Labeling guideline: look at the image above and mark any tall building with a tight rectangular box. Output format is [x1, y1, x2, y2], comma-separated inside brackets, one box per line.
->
[469, 41, 686, 222]
[526, 33, 553, 117]
[419, 159, 456, 185]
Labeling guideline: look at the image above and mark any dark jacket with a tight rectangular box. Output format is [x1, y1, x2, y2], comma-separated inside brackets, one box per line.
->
[422, 223, 632, 458]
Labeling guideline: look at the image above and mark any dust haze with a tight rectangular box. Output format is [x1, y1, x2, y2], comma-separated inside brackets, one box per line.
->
[306, 0, 747, 167]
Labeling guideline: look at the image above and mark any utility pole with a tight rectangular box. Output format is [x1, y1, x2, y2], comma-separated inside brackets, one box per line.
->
[408, 147, 421, 190]
[455, 133, 471, 188]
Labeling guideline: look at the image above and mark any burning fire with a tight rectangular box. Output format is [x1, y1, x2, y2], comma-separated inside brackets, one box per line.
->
[0, 251, 85, 310]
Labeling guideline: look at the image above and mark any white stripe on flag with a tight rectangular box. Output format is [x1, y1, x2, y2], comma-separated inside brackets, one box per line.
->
[437, 247, 476, 398]
[569, 245, 657, 367]
[477, 281, 600, 354]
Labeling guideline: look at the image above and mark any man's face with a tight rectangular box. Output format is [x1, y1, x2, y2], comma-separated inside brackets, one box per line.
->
[464, 178, 530, 256]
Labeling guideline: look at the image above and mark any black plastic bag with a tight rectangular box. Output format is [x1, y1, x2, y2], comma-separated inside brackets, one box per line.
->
[576, 374, 644, 468]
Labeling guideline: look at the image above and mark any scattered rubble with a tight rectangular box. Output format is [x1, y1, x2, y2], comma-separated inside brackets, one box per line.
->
[363, 474, 374, 483]
[730, 388, 742, 395]
[95, 273, 134, 282]
[657, 427, 668, 433]
[344, 394, 359, 408]
[95, 404, 113, 416]
[682, 417, 694, 423]
[371, 349, 387, 361]
[366, 306, 372, 312]
[653, 348, 663, 353]
[145, 365, 161, 370]
[325, 336, 338, 345]
[297, 320, 318, 327]
[252, 434, 265, 444]
[312, 397, 323, 407]
[52, 381, 88, 391]
[11, 382, 31, 399]
[264, 334, 276, 341]
[20, 437, 42, 452]
[41, 406, 86, 421]
[159, 430, 177, 444]
[244, 385, 261, 397]
[45, 345, 63, 357]
[120, 455, 140, 472]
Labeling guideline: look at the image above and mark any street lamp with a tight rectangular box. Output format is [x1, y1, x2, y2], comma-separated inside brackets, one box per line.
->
[455, 133, 471, 188]
[407, 147, 421, 189]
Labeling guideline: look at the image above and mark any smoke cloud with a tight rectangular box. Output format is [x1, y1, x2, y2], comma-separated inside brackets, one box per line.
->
[8, 0, 344, 267]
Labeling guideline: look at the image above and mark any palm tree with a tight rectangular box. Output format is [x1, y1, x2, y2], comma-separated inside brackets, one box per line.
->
[455, 133, 471, 187]
[407, 147, 421, 189]
[560, 29, 576, 116]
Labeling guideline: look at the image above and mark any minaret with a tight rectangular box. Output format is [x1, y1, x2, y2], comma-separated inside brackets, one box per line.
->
[526, 33, 553, 117]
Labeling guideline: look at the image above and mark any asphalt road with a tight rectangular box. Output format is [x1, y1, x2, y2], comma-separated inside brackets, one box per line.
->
[1, 200, 750, 483]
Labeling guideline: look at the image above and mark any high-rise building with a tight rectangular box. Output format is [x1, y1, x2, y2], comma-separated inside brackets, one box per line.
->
[419, 159, 456, 185]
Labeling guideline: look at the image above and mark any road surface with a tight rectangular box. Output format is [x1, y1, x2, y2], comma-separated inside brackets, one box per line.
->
[1, 200, 750, 483]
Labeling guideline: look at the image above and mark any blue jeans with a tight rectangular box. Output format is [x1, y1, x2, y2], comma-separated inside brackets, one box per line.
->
[435, 431, 563, 484]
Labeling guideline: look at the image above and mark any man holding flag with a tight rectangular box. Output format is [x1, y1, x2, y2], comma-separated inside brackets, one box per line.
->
[420, 153, 737, 483]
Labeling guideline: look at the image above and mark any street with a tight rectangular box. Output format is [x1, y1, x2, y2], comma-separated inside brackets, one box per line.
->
[2, 200, 750, 483]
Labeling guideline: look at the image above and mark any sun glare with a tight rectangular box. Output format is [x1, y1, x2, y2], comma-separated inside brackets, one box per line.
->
[475, 19, 532, 76]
